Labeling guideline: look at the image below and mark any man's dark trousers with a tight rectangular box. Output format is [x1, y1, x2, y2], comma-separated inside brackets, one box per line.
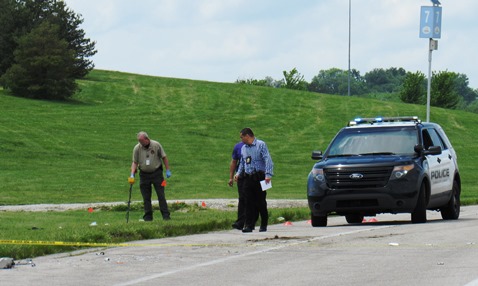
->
[235, 177, 246, 227]
[139, 167, 170, 221]
[243, 173, 268, 229]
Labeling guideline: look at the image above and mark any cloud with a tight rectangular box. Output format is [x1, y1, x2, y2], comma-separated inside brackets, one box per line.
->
[65, 0, 478, 87]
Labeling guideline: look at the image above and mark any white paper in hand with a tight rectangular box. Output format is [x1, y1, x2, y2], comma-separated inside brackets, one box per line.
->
[260, 180, 272, 191]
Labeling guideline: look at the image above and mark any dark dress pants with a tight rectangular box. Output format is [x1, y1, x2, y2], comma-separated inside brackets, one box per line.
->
[235, 177, 246, 227]
[139, 168, 170, 221]
[244, 175, 268, 229]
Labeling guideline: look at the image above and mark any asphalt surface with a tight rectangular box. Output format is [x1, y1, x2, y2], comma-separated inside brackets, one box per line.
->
[3, 205, 478, 286]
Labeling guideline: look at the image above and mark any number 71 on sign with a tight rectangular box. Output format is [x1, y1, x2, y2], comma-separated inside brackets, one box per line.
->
[419, 6, 442, 39]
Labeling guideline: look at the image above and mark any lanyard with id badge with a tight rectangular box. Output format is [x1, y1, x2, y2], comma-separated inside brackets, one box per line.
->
[145, 149, 155, 166]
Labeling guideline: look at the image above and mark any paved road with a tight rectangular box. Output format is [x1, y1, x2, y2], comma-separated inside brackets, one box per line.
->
[3, 205, 478, 286]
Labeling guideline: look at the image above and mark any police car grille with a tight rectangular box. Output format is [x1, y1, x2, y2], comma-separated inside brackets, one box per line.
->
[324, 166, 393, 189]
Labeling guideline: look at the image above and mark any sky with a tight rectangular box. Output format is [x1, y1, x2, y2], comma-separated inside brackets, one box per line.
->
[65, 0, 478, 89]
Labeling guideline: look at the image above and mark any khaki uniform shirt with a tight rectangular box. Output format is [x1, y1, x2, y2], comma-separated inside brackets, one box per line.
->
[132, 140, 167, 173]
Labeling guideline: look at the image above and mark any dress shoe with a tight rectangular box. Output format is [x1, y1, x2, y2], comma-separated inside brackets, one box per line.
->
[242, 227, 253, 233]
[232, 223, 242, 230]
[259, 226, 267, 232]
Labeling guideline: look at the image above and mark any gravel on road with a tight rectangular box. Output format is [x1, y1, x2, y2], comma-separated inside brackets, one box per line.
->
[0, 199, 308, 212]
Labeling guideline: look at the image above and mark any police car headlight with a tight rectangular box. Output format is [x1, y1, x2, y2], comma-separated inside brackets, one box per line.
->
[390, 164, 415, 180]
[311, 168, 325, 182]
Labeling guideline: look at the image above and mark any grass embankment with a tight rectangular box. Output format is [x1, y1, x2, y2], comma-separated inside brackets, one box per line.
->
[1, 69, 477, 258]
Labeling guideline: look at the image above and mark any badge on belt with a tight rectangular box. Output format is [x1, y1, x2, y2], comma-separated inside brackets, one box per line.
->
[246, 156, 251, 164]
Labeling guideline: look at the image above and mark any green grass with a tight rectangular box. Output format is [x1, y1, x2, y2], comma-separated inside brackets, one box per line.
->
[1, 69, 477, 204]
[1, 69, 478, 258]
[0, 203, 310, 259]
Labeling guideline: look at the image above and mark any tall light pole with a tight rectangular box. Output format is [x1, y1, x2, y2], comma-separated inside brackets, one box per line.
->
[347, 0, 351, 96]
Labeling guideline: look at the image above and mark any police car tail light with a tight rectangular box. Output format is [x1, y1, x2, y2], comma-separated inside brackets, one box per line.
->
[311, 168, 325, 182]
[390, 164, 415, 180]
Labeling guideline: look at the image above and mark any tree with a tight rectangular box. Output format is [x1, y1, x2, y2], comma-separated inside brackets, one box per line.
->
[399, 71, 426, 104]
[452, 73, 477, 104]
[309, 68, 366, 95]
[431, 71, 460, 109]
[0, 0, 96, 79]
[465, 99, 478, 114]
[282, 68, 308, 91]
[1, 21, 77, 100]
[47, 0, 97, 78]
[309, 68, 346, 95]
[364, 67, 406, 93]
[264, 76, 284, 88]
[235, 76, 284, 88]
[0, 0, 21, 75]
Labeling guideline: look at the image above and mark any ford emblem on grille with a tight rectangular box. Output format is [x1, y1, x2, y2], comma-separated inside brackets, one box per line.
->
[350, 173, 364, 179]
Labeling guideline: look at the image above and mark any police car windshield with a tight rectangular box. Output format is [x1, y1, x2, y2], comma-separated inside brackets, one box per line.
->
[327, 127, 417, 157]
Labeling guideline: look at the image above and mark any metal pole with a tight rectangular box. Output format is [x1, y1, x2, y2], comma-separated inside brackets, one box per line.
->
[426, 38, 433, 122]
[347, 0, 351, 96]
[126, 184, 133, 223]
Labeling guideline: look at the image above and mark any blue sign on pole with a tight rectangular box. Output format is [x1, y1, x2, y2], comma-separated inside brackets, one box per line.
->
[420, 6, 442, 39]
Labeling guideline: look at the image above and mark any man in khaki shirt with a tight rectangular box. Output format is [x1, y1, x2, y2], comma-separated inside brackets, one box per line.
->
[129, 131, 172, 221]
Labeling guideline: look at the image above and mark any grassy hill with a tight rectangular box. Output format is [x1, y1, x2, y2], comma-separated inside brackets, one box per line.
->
[1, 69, 477, 205]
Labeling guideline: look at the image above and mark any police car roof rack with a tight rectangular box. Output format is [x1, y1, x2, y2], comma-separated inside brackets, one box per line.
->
[348, 116, 421, 126]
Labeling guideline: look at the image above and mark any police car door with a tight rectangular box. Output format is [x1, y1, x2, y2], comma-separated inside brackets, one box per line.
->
[422, 128, 453, 198]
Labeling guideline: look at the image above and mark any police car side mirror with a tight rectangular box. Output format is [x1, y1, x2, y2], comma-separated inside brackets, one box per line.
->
[414, 144, 423, 154]
[423, 145, 442, 156]
[311, 151, 323, 160]
[414, 144, 442, 156]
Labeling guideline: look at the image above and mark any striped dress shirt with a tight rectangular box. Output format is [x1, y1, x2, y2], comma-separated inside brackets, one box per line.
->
[237, 138, 274, 178]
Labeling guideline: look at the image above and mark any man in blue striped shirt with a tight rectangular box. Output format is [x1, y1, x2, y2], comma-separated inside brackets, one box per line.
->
[235, 128, 274, 232]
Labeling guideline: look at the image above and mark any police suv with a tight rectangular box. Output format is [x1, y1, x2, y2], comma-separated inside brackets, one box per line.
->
[307, 116, 461, 227]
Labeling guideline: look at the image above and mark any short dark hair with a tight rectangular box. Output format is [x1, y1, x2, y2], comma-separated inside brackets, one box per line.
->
[240, 127, 254, 137]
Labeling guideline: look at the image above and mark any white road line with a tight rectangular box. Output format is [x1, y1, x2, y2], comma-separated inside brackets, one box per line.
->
[114, 225, 394, 286]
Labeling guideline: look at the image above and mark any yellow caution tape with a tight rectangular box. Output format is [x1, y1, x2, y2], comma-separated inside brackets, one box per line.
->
[0, 239, 130, 247]
[0, 239, 233, 248]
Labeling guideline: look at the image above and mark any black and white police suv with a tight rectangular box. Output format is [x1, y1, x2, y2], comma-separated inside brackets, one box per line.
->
[307, 116, 461, 227]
